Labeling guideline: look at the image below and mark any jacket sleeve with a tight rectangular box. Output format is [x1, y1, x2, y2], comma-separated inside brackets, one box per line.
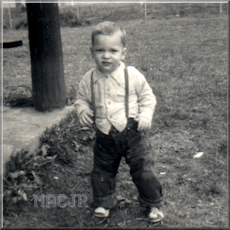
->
[74, 71, 93, 118]
[129, 67, 157, 121]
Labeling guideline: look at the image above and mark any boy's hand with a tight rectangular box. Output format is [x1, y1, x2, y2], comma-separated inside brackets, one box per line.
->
[136, 116, 152, 131]
[79, 109, 94, 127]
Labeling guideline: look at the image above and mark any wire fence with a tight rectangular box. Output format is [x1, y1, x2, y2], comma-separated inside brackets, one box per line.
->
[3, 3, 227, 30]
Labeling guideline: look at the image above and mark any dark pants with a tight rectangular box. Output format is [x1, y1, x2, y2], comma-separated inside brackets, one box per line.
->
[91, 119, 163, 209]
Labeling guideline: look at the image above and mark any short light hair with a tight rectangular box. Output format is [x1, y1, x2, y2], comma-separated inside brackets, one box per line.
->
[91, 21, 126, 47]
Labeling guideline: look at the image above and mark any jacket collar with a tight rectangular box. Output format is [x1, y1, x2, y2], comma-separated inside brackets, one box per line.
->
[93, 62, 126, 87]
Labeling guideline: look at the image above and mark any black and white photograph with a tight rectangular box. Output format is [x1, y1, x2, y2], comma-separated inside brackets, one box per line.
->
[2, 1, 228, 228]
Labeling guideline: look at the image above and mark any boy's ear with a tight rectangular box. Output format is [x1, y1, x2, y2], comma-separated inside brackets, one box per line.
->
[90, 47, 94, 58]
[121, 47, 127, 61]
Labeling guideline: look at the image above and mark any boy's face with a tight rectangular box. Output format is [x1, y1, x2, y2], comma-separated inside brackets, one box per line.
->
[91, 33, 127, 75]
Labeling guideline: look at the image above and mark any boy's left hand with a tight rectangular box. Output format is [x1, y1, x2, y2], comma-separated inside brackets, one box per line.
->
[136, 116, 152, 131]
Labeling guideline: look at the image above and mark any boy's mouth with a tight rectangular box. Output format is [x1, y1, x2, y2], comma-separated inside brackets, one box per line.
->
[102, 61, 112, 66]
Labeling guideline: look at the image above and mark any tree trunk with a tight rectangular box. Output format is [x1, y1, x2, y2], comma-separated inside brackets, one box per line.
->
[26, 3, 66, 111]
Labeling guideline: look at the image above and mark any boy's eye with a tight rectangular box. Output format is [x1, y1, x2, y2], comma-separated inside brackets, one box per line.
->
[95, 48, 104, 52]
[111, 49, 118, 53]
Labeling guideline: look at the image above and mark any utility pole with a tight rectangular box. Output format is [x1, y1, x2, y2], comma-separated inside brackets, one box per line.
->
[220, 3, 223, 13]
[8, 3, 12, 28]
[144, 2, 147, 22]
[26, 3, 66, 111]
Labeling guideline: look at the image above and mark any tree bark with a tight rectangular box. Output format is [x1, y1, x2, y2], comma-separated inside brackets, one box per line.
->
[26, 3, 66, 111]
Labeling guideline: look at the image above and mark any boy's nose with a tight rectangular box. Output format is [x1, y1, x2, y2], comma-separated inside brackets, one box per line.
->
[102, 52, 110, 58]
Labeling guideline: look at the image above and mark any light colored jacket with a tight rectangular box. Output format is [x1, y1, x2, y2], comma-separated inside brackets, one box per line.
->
[74, 62, 157, 134]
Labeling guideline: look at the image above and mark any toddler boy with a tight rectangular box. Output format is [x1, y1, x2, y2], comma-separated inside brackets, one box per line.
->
[74, 21, 164, 223]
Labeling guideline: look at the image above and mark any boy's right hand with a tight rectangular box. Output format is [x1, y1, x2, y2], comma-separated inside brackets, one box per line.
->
[79, 109, 94, 127]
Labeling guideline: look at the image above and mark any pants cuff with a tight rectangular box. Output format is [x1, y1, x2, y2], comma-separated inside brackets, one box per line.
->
[92, 194, 117, 209]
[139, 196, 163, 208]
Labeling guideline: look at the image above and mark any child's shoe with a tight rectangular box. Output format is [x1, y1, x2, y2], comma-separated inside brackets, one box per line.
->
[148, 207, 164, 223]
[94, 207, 110, 218]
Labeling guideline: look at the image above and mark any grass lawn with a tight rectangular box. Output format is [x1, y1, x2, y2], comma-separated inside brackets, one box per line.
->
[3, 3, 228, 228]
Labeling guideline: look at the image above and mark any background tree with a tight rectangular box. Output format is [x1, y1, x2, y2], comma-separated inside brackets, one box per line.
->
[26, 3, 66, 111]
